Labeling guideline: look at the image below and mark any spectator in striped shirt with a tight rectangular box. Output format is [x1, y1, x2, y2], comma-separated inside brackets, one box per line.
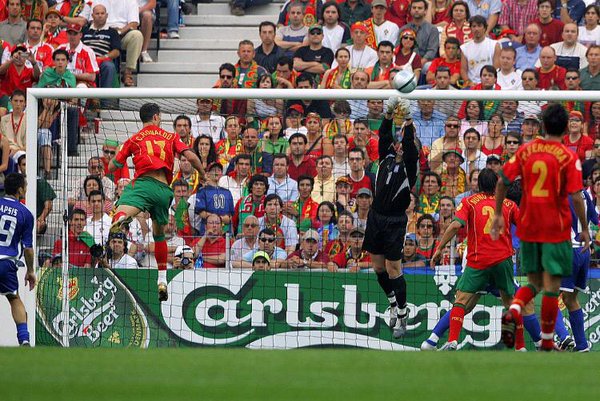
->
[82, 4, 121, 88]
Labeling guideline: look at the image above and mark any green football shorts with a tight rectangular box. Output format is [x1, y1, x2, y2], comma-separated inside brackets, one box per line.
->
[457, 257, 515, 296]
[520, 240, 573, 277]
[116, 176, 173, 226]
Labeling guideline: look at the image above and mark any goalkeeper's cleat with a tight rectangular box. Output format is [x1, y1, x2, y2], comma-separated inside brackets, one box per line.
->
[110, 215, 133, 235]
[420, 339, 437, 351]
[501, 310, 518, 349]
[388, 305, 398, 328]
[20, 341, 30, 347]
[438, 341, 457, 351]
[558, 336, 575, 352]
[392, 310, 409, 339]
[158, 282, 168, 302]
[516, 347, 527, 352]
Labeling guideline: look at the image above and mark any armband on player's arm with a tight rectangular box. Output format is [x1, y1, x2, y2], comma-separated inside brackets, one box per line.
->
[108, 157, 123, 172]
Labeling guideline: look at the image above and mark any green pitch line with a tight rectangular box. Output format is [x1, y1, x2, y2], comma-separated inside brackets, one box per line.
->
[0, 347, 597, 401]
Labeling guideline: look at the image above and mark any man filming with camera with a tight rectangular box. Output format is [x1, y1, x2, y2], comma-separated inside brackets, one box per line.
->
[95, 232, 139, 269]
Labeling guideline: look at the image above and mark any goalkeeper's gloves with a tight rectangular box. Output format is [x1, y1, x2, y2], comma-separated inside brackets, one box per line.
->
[387, 96, 412, 120]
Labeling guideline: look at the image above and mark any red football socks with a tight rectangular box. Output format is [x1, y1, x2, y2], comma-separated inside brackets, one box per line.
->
[448, 304, 466, 343]
[540, 292, 559, 350]
[155, 240, 167, 271]
[511, 285, 536, 312]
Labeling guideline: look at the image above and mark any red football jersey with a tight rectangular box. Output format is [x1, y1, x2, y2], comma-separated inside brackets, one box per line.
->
[115, 125, 190, 183]
[501, 138, 583, 243]
[454, 193, 518, 269]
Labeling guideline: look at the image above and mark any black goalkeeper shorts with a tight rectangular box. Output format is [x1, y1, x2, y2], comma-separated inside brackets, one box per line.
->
[362, 209, 407, 261]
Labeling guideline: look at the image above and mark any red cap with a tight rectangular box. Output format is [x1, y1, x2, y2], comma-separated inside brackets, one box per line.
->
[351, 22, 369, 34]
[569, 110, 584, 120]
[66, 23, 82, 33]
[287, 104, 304, 115]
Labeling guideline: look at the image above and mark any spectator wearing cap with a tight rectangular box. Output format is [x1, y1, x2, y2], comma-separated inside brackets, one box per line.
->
[0, 44, 40, 101]
[101, 139, 129, 184]
[57, 23, 99, 87]
[580, 45, 600, 90]
[259, 193, 299, 254]
[293, 24, 334, 84]
[82, 4, 121, 90]
[394, 29, 422, 78]
[520, 114, 542, 143]
[400, 0, 439, 80]
[564, 110, 594, 161]
[0, 0, 26, 45]
[427, 39, 462, 86]
[255, 21, 286, 74]
[285, 229, 330, 268]
[96, 0, 144, 86]
[172, 245, 195, 270]
[252, 251, 271, 271]
[219, 154, 251, 206]
[485, 154, 502, 173]
[437, 148, 466, 198]
[321, 1, 351, 53]
[102, 232, 138, 269]
[192, 213, 226, 268]
[284, 103, 308, 137]
[536, 46, 567, 89]
[429, 116, 465, 172]
[288, 133, 318, 181]
[243, 228, 287, 267]
[275, 2, 309, 58]
[286, 73, 334, 119]
[401, 233, 426, 268]
[339, 0, 371, 26]
[328, 226, 370, 271]
[362, 0, 400, 49]
[232, 174, 268, 234]
[353, 187, 372, 229]
[230, 215, 260, 269]
[498, 0, 538, 43]
[332, 22, 378, 71]
[334, 175, 355, 213]
[460, 16, 501, 86]
[41, 9, 68, 48]
[22, 18, 54, 69]
[461, 129, 486, 177]
[268, 154, 299, 203]
[365, 41, 396, 89]
[283, 174, 319, 225]
[195, 162, 235, 235]
[312, 155, 336, 204]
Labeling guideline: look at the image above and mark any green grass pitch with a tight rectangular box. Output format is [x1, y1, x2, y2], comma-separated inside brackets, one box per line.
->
[0, 347, 597, 401]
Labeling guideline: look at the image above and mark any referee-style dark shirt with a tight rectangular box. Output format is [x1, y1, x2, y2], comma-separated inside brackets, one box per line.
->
[82, 24, 121, 58]
[371, 117, 418, 216]
[255, 44, 285, 73]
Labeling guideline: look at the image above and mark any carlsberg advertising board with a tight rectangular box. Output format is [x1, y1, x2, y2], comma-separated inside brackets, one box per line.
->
[35, 268, 600, 350]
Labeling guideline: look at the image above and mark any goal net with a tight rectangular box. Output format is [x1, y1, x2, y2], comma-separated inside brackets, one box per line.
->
[23, 88, 600, 351]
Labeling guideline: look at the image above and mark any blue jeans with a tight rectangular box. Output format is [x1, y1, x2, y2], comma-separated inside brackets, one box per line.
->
[99, 60, 117, 88]
[233, 0, 272, 9]
[160, 0, 179, 32]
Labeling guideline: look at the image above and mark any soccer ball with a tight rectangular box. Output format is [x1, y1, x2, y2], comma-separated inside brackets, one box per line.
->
[392, 70, 417, 94]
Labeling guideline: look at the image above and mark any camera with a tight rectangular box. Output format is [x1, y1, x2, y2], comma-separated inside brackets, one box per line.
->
[90, 244, 105, 258]
[180, 257, 192, 267]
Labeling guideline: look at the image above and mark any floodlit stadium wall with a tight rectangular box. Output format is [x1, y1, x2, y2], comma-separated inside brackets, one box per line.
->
[4, 88, 599, 350]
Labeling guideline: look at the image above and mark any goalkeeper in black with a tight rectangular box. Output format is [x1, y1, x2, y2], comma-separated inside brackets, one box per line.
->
[362, 95, 418, 338]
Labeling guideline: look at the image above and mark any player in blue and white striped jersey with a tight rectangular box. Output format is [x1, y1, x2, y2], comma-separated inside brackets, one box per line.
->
[0, 173, 36, 346]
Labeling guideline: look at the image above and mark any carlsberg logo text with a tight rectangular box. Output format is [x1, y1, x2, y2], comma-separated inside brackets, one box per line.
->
[52, 276, 119, 343]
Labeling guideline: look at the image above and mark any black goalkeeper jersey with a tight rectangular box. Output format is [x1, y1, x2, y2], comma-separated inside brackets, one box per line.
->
[371, 117, 419, 216]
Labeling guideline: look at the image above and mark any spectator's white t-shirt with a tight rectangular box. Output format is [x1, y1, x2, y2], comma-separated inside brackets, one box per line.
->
[191, 114, 226, 143]
[579, 25, 600, 47]
[323, 24, 347, 53]
[93, 0, 140, 28]
[85, 214, 112, 245]
[497, 69, 523, 90]
[110, 253, 139, 269]
[461, 38, 497, 84]
[332, 45, 378, 70]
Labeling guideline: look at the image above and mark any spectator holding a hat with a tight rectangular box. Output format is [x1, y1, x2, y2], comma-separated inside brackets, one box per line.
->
[485, 154, 503, 174]
[564, 110, 594, 161]
[101, 139, 130, 184]
[328, 226, 371, 272]
[438, 147, 466, 198]
[285, 229, 330, 269]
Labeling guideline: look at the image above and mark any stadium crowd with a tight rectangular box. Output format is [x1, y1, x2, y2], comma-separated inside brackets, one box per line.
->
[3, 0, 600, 270]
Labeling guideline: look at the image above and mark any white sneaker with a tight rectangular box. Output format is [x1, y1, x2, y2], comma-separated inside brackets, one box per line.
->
[420, 340, 437, 351]
[168, 31, 180, 39]
[140, 51, 153, 63]
[438, 341, 457, 351]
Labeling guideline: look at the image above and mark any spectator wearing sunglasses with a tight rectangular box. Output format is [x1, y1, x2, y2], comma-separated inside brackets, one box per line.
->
[101, 139, 129, 184]
[243, 228, 288, 267]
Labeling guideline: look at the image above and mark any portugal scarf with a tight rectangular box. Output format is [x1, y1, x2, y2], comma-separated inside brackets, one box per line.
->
[362, 19, 378, 50]
[324, 67, 351, 89]
[235, 60, 261, 88]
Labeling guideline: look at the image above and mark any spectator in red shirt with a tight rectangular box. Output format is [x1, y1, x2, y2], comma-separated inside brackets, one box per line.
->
[52, 208, 92, 268]
[0, 44, 40, 102]
[284, 229, 330, 269]
[347, 147, 374, 197]
[288, 132, 318, 180]
[386, 0, 411, 28]
[534, 0, 564, 47]
[193, 213, 226, 268]
[440, 1, 472, 54]
[42, 9, 68, 48]
[57, 23, 99, 87]
[563, 110, 594, 161]
[426, 37, 461, 85]
[23, 18, 54, 69]
[328, 226, 371, 271]
[537, 45, 567, 89]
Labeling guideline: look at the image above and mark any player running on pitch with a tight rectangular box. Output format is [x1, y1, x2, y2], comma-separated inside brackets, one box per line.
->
[362, 95, 418, 338]
[109, 103, 205, 302]
[492, 103, 590, 351]
[0, 173, 36, 346]
[430, 168, 520, 350]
